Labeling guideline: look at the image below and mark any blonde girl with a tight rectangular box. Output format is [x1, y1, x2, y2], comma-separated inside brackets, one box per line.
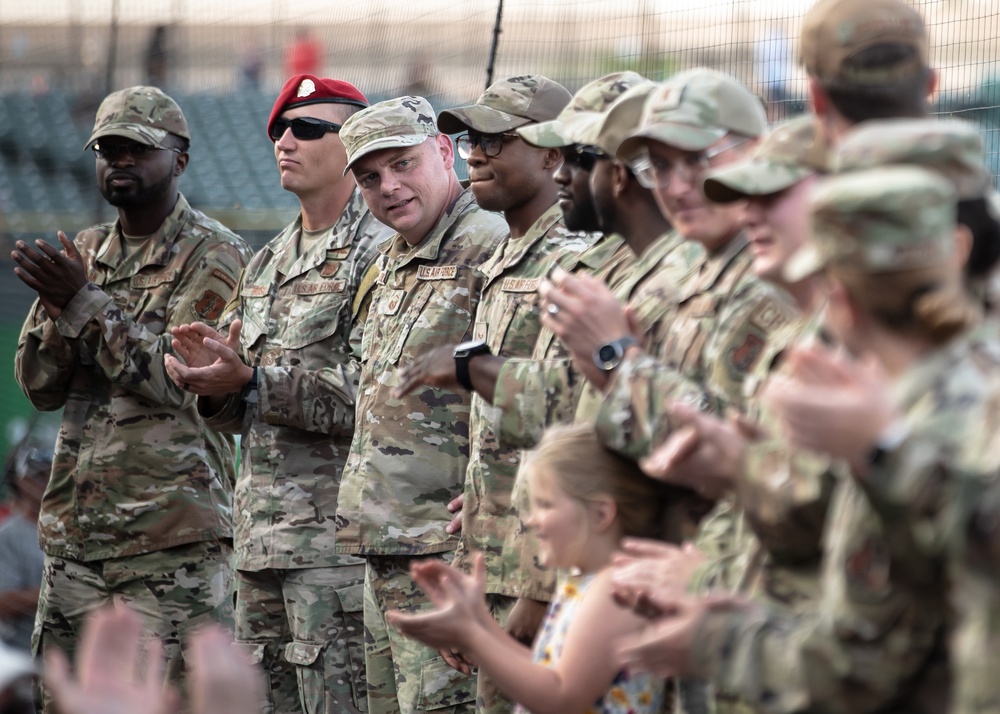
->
[388, 422, 675, 714]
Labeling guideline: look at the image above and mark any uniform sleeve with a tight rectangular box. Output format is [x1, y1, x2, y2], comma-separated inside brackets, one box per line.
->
[493, 356, 585, 450]
[53, 238, 248, 410]
[692, 598, 941, 714]
[738, 438, 837, 565]
[949, 475, 1000, 714]
[595, 284, 798, 461]
[593, 352, 711, 460]
[256, 354, 358, 436]
[15, 300, 81, 411]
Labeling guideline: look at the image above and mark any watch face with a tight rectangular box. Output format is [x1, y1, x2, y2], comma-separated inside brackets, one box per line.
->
[455, 339, 487, 353]
[597, 344, 617, 363]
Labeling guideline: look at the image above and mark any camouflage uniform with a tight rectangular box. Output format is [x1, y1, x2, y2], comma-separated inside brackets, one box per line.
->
[494, 234, 636, 603]
[204, 187, 394, 714]
[335, 96, 509, 714]
[15, 87, 251, 709]
[491, 80, 709, 608]
[691, 167, 983, 713]
[437, 74, 584, 714]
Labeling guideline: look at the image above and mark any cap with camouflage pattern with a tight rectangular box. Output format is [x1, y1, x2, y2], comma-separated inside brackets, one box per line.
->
[834, 118, 988, 200]
[85, 86, 189, 150]
[702, 115, 828, 203]
[617, 68, 767, 158]
[517, 71, 649, 148]
[569, 82, 659, 160]
[340, 95, 439, 174]
[785, 165, 956, 282]
[801, 0, 928, 86]
[437, 75, 572, 135]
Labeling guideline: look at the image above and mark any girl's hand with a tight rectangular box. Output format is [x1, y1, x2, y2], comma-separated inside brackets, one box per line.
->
[388, 553, 490, 651]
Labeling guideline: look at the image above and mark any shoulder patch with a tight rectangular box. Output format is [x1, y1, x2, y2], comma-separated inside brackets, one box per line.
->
[750, 300, 792, 333]
[728, 332, 766, 374]
[210, 268, 237, 291]
[193, 290, 227, 322]
[417, 265, 458, 281]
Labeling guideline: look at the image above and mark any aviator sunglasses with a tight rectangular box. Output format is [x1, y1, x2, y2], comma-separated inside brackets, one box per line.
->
[270, 116, 342, 141]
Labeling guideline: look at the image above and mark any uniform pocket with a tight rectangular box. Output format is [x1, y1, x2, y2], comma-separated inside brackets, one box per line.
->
[284, 580, 367, 714]
[282, 295, 347, 350]
[416, 655, 476, 710]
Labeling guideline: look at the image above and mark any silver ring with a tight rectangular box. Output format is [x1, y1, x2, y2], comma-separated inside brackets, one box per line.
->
[546, 303, 560, 316]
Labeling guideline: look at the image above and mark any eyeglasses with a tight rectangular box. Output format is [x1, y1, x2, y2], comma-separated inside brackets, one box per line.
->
[629, 135, 751, 190]
[91, 142, 182, 161]
[270, 117, 343, 142]
[561, 144, 610, 172]
[456, 132, 519, 160]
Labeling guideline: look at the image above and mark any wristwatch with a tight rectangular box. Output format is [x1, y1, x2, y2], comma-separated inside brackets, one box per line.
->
[453, 340, 492, 391]
[593, 336, 638, 372]
[867, 419, 909, 467]
[241, 366, 259, 405]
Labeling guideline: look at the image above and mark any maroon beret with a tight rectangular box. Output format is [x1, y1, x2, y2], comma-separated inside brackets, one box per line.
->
[267, 74, 369, 139]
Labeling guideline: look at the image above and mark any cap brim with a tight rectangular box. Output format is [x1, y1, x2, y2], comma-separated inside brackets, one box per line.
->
[84, 124, 168, 151]
[437, 105, 532, 135]
[617, 123, 726, 160]
[565, 113, 603, 147]
[518, 119, 573, 148]
[783, 243, 826, 283]
[703, 162, 815, 203]
[344, 134, 430, 175]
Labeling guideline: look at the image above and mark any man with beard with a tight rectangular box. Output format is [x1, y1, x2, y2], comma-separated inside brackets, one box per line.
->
[11, 86, 250, 710]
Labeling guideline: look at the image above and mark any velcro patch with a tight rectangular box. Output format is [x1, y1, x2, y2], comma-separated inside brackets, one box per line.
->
[326, 246, 353, 259]
[417, 265, 458, 281]
[242, 285, 269, 298]
[293, 279, 347, 295]
[211, 268, 237, 291]
[501, 277, 541, 293]
[379, 289, 406, 316]
[319, 261, 342, 278]
[131, 270, 176, 289]
[750, 301, 790, 332]
[728, 332, 765, 374]
[193, 290, 226, 321]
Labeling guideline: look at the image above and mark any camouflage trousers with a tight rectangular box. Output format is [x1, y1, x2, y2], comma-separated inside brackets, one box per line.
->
[234, 565, 367, 714]
[364, 554, 477, 714]
[33, 540, 235, 713]
[475, 594, 517, 714]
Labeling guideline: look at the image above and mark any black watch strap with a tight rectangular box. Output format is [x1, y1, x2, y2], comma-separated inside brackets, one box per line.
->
[456, 357, 475, 391]
[242, 366, 259, 404]
[453, 341, 491, 391]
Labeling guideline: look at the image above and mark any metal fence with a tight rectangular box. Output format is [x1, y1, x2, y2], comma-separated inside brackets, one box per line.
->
[0, 0, 998, 457]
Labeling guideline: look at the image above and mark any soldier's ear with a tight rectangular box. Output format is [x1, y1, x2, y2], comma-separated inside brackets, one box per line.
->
[611, 161, 630, 197]
[173, 151, 189, 177]
[435, 134, 455, 172]
[541, 147, 562, 171]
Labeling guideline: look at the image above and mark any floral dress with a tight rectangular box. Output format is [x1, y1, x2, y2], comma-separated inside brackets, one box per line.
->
[514, 570, 666, 714]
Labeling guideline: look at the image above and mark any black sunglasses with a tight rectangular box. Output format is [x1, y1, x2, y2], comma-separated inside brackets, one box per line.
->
[270, 117, 342, 142]
[561, 144, 609, 172]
